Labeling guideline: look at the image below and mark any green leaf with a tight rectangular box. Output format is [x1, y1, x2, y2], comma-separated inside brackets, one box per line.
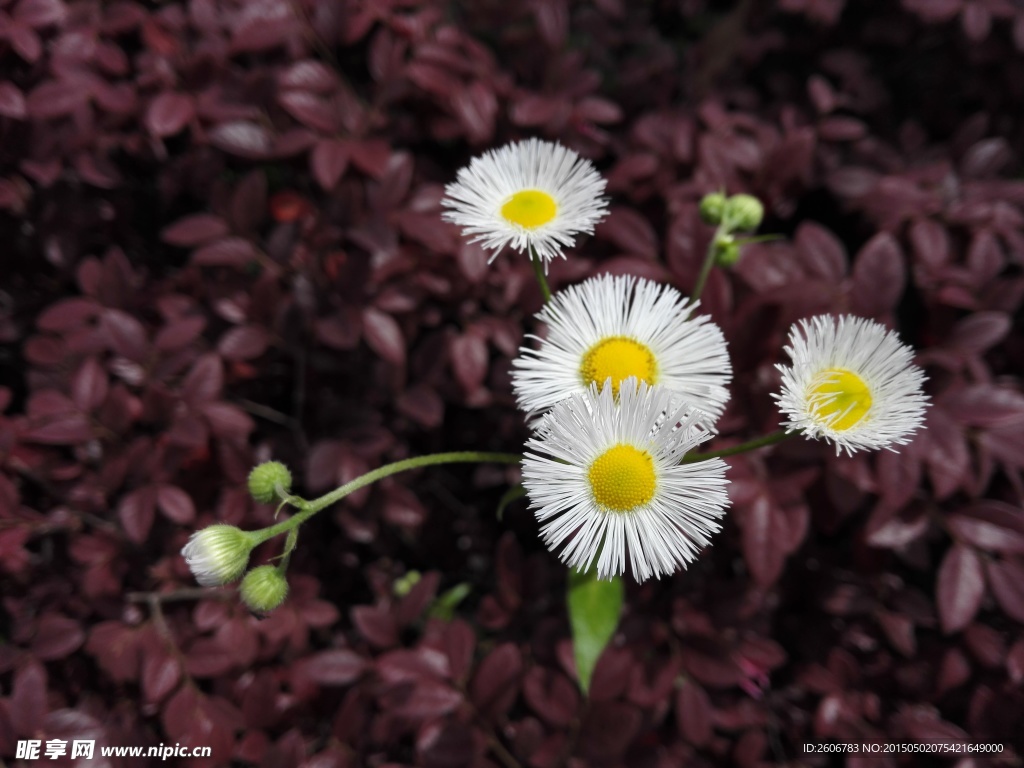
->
[429, 582, 471, 621]
[496, 483, 527, 520]
[567, 568, 623, 695]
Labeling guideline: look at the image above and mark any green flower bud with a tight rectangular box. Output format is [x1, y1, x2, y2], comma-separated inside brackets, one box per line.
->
[181, 525, 255, 587]
[724, 194, 764, 232]
[240, 565, 289, 613]
[698, 192, 727, 225]
[248, 461, 293, 504]
[714, 238, 741, 267]
[393, 570, 422, 597]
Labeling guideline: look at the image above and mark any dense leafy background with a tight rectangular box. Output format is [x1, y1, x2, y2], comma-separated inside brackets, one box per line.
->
[1, 0, 1023, 765]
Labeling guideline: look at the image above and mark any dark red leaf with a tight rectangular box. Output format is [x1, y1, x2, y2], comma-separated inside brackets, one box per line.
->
[510, 94, 562, 126]
[27, 79, 87, 119]
[37, 298, 99, 331]
[296, 650, 367, 686]
[0, 82, 27, 119]
[523, 668, 579, 727]
[156, 485, 195, 524]
[100, 309, 148, 361]
[908, 218, 950, 270]
[278, 90, 336, 132]
[742, 494, 789, 587]
[202, 402, 255, 442]
[598, 207, 658, 260]
[947, 311, 1010, 354]
[278, 60, 338, 92]
[32, 614, 84, 660]
[185, 638, 236, 677]
[578, 702, 642, 762]
[675, 679, 712, 747]
[192, 237, 258, 267]
[209, 121, 272, 158]
[229, 170, 268, 236]
[362, 308, 405, 365]
[311, 139, 351, 190]
[155, 316, 207, 351]
[351, 606, 398, 648]
[450, 333, 488, 394]
[470, 643, 522, 720]
[14, 0, 67, 28]
[349, 139, 390, 177]
[118, 486, 156, 543]
[8, 22, 41, 63]
[961, 137, 1009, 178]
[218, 325, 269, 360]
[146, 92, 195, 137]
[795, 221, 846, 281]
[182, 353, 223, 405]
[452, 81, 497, 144]
[943, 385, 1024, 428]
[967, 229, 1005, 283]
[160, 214, 230, 247]
[10, 661, 47, 736]
[71, 357, 108, 412]
[898, 708, 970, 745]
[24, 412, 93, 444]
[947, 513, 1024, 554]
[443, 620, 476, 685]
[142, 648, 182, 703]
[986, 558, 1024, 623]
[85, 622, 140, 683]
[936, 544, 985, 634]
[850, 233, 905, 316]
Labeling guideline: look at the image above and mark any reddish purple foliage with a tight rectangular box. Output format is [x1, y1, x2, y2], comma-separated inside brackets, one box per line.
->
[1, 1, 1023, 766]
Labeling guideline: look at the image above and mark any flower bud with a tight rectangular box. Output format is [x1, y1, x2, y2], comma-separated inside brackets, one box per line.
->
[248, 461, 293, 504]
[181, 525, 255, 587]
[724, 194, 764, 231]
[240, 565, 289, 613]
[393, 570, 422, 597]
[698, 192, 727, 225]
[714, 238, 741, 267]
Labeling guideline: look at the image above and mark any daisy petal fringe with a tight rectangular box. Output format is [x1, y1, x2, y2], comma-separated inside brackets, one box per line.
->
[774, 314, 929, 455]
[522, 379, 730, 582]
[512, 274, 732, 421]
[441, 138, 608, 266]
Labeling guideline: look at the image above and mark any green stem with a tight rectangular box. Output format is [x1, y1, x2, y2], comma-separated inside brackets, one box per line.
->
[528, 245, 552, 303]
[276, 527, 299, 573]
[250, 451, 523, 544]
[680, 430, 793, 463]
[689, 226, 723, 305]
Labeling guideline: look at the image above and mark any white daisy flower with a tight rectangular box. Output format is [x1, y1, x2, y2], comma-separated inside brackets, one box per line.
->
[512, 274, 732, 421]
[441, 138, 608, 265]
[774, 314, 929, 455]
[522, 379, 730, 582]
[181, 524, 255, 587]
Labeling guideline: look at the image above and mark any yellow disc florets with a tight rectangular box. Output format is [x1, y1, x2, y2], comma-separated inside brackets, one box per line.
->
[500, 189, 558, 229]
[806, 368, 873, 431]
[587, 444, 657, 512]
[580, 337, 657, 397]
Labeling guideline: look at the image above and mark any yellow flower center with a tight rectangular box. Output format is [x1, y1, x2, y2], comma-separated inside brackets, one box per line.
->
[587, 444, 657, 512]
[579, 336, 657, 397]
[500, 189, 557, 229]
[806, 367, 873, 431]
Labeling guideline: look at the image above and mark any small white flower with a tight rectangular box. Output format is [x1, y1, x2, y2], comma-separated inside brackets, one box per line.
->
[774, 314, 929, 455]
[441, 138, 608, 265]
[512, 274, 732, 421]
[181, 524, 254, 587]
[522, 379, 730, 582]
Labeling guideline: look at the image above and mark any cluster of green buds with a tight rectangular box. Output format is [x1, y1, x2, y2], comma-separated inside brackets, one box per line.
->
[698, 192, 765, 267]
[180, 461, 294, 613]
